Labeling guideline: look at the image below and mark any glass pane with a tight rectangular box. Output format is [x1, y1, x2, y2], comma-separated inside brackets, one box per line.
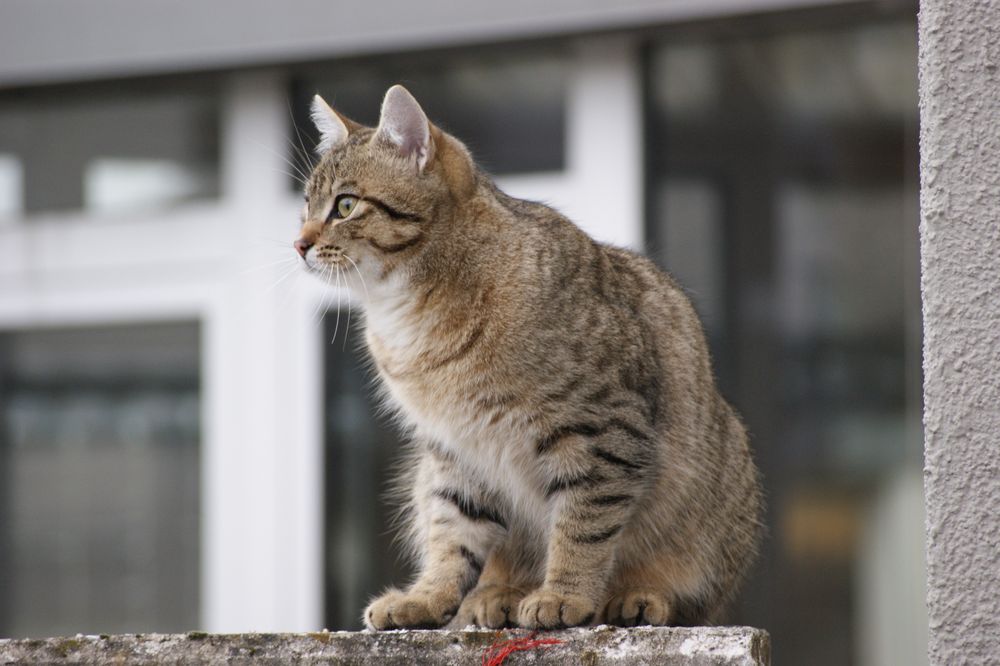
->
[647, 13, 922, 666]
[0, 80, 220, 217]
[649, 21, 917, 122]
[656, 178, 726, 335]
[776, 184, 909, 476]
[0, 322, 200, 637]
[323, 315, 413, 630]
[292, 48, 568, 178]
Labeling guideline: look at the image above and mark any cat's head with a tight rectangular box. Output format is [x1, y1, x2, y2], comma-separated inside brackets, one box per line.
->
[295, 85, 477, 295]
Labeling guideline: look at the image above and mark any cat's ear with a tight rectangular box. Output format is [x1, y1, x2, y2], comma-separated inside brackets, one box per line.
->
[375, 85, 434, 172]
[310, 94, 351, 154]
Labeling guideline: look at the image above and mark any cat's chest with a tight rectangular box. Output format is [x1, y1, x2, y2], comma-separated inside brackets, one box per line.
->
[365, 311, 551, 512]
[365, 295, 540, 453]
[365, 305, 497, 431]
[377, 357, 523, 448]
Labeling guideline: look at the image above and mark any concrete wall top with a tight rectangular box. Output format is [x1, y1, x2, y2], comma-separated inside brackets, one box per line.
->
[0, 627, 770, 665]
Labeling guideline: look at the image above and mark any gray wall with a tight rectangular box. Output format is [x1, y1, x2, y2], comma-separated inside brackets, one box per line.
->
[919, 1, 1000, 663]
[0, 0, 847, 86]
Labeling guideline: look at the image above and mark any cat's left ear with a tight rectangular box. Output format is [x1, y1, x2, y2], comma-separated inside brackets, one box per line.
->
[375, 85, 434, 172]
[310, 94, 352, 154]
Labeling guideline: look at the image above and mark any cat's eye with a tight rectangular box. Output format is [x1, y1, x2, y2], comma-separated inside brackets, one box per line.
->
[332, 194, 358, 220]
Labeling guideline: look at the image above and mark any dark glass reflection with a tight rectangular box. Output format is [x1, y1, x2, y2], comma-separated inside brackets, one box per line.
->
[0, 322, 200, 638]
[0, 79, 220, 217]
[323, 314, 413, 630]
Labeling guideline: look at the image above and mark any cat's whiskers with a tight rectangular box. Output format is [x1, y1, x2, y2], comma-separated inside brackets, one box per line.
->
[343, 254, 370, 302]
[311, 263, 334, 325]
[342, 273, 354, 351]
[286, 98, 317, 180]
[248, 236, 299, 249]
[272, 166, 307, 187]
[262, 259, 302, 294]
[252, 138, 311, 185]
[239, 254, 299, 275]
[280, 269, 306, 318]
[317, 264, 340, 323]
[331, 265, 344, 344]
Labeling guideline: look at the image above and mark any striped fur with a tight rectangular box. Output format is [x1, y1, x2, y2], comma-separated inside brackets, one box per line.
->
[299, 87, 763, 631]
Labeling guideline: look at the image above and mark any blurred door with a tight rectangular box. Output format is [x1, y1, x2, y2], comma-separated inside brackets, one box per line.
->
[647, 12, 923, 666]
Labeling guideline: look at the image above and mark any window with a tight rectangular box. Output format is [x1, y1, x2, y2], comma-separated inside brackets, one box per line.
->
[647, 14, 923, 666]
[0, 79, 220, 218]
[0, 323, 201, 637]
[291, 47, 569, 179]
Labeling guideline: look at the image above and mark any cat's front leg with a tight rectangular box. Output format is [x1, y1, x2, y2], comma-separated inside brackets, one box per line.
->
[519, 425, 652, 629]
[364, 447, 507, 630]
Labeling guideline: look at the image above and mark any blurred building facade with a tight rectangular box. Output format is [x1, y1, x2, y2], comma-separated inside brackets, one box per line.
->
[0, 1, 923, 664]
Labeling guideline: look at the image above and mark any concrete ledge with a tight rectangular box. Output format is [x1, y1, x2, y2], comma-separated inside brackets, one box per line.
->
[0, 626, 769, 665]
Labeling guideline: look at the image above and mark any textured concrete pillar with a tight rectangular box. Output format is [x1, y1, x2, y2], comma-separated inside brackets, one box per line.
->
[919, 1, 1000, 663]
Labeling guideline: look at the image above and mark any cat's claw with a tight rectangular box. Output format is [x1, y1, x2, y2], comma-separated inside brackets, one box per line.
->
[452, 584, 526, 629]
[517, 589, 596, 629]
[364, 588, 456, 630]
[604, 589, 671, 626]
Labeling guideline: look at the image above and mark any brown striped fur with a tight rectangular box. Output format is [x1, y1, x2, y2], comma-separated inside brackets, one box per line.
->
[297, 86, 762, 630]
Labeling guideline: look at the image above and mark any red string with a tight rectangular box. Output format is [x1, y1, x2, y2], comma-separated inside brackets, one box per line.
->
[481, 631, 562, 666]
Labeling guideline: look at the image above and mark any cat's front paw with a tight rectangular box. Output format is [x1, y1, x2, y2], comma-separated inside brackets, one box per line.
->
[452, 584, 526, 629]
[364, 588, 457, 630]
[517, 588, 596, 629]
[604, 589, 671, 626]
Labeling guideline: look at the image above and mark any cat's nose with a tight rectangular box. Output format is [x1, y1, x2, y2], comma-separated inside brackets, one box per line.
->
[294, 239, 313, 258]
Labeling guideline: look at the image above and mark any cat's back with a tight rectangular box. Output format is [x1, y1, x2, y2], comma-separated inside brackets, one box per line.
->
[486, 191, 712, 380]
[486, 186, 697, 319]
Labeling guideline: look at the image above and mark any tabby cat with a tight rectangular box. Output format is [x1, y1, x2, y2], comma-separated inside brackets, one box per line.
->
[295, 85, 762, 630]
